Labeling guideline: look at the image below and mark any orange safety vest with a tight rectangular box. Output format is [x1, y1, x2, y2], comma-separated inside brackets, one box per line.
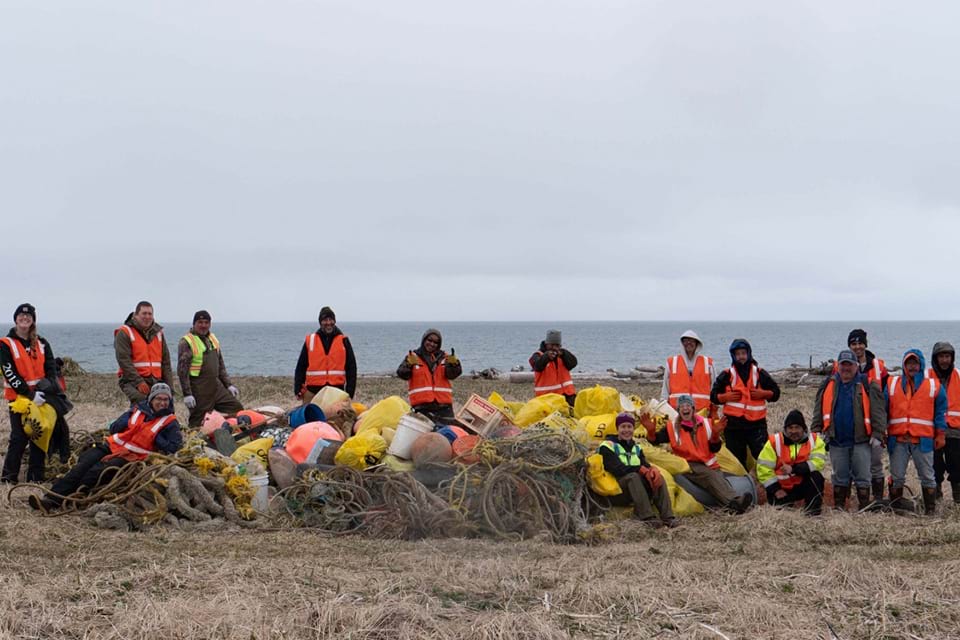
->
[721, 364, 767, 421]
[115, 325, 164, 379]
[927, 367, 960, 429]
[832, 357, 887, 385]
[768, 432, 817, 491]
[304, 333, 347, 387]
[887, 375, 939, 439]
[408, 354, 453, 406]
[106, 408, 177, 462]
[668, 418, 719, 469]
[533, 356, 576, 397]
[1, 337, 46, 401]
[820, 378, 872, 436]
[666, 354, 713, 410]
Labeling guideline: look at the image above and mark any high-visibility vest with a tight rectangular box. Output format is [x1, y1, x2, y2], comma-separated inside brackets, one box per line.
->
[820, 377, 872, 436]
[1, 337, 46, 401]
[721, 364, 767, 421]
[408, 354, 453, 406]
[598, 440, 643, 468]
[887, 375, 939, 439]
[533, 356, 575, 397]
[766, 432, 818, 491]
[115, 325, 164, 379]
[304, 333, 347, 386]
[106, 409, 177, 462]
[666, 354, 713, 410]
[926, 367, 960, 429]
[182, 332, 220, 377]
[668, 418, 719, 469]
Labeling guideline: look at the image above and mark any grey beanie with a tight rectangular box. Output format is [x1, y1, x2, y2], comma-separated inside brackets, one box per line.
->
[148, 382, 173, 403]
[545, 329, 562, 345]
[676, 394, 695, 408]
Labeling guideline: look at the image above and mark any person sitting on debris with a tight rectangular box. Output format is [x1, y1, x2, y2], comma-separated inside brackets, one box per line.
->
[756, 410, 826, 515]
[397, 328, 461, 423]
[294, 306, 357, 403]
[644, 395, 753, 513]
[178, 310, 243, 427]
[598, 412, 679, 528]
[29, 383, 183, 513]
[710, 338, 781, 470]
[812, 349, 886, 511]
[661, 329, 716, 416]
[530, 330, 578, 406]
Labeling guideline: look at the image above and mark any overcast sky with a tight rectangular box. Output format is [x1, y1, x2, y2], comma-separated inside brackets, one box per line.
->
[3, 1, 958, 323]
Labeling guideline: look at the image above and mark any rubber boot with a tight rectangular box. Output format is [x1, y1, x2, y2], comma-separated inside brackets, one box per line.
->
[856, 487, 871, 512]
[923, 487, 937, 515]
[833, 485, 850, 512]
[871, 478, 885, 501]
[952, 482, 960, 505]
[889, 487, 907, 513]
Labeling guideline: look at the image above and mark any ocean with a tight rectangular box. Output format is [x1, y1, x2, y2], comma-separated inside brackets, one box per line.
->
[32, 321, 960, 377]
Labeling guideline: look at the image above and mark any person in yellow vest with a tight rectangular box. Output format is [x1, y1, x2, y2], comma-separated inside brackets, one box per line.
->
[885, 349, 946, 515]
[114, 301, 173, 405]
[29, 383, 182, 513]
[928, 341, 960, 503]
[176, 310, 242, 427]
[756, 410, 826, 515]
[396, 328, 461, 422]
[660, 329, 716, 415]
[598, 412, 678, 528]
[529, 329, 577, 406]
[294, 307, 357, 403]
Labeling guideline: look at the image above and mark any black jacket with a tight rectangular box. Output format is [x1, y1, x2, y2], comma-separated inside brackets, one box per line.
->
[0, 329, 58, 400]
[710, 360, 781, 430]
[598, 436, 649, 479]
[529, 342, 578, 376]
[396, 332, 462, 382]
[109, 401, 183, 455]
[293, 327, 357, 397]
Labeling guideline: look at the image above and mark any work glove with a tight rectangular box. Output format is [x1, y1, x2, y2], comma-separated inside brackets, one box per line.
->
[640, 466, 663, 492]
[869, 436, 883, 450]
[935, 431, 947, 450]
[137, 382, 151, 396]
[750, 388, 774, 401]
[405, 351, 419, 367]
[228, 385, 240, 398]
[639, 414, 657, 440]
[444, 348, 459, 366]
[717, 390, 742, 403]
[32, 391, 46, 407]
[184, 395, 197, 409]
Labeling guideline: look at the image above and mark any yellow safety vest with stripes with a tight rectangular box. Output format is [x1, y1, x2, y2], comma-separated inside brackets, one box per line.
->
[183, 332, 220, 377]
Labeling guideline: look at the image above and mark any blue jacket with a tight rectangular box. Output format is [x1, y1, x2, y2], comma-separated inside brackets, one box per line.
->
[109, 401, 183, 455]
[884, 348, 946, 452]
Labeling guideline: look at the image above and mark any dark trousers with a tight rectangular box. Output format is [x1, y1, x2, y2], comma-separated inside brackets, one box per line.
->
[766, 471, 825, 514]
[413, 402, 456, 424]
[724, 426, 768, 470]
[934, 439, 960, 485]
[1, 410, 46, 483]
[609, 471, 675, 520]
[47, 442, 126, 504]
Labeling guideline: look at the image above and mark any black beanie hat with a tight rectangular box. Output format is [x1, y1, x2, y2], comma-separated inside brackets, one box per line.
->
[193, 309, 211, 323]
[848, 329, 868, 347]
[14, 303, 36, 323]
[318, 306, 336, 323]
[784, 409, 807, 431]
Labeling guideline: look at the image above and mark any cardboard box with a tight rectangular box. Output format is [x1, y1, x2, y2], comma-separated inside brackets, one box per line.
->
[456, 394, 509, 436]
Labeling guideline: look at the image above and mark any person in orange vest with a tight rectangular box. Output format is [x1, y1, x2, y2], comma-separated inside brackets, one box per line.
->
[294, 306, 357, 403]
[29, 383, 182, 512]
[644, 395, 753, 513]
[756, 410, 827, 515]
[660, 329, 716, 415]
[926, 341, 960, 504]
[396, 328, 462, 422]
[885, 349, 946, 515]
[812, 349, 887, 511]
[1, 303, 71, 483]
[844, 328, 889, 501]
[529, 329, 577, 406]
[710, 338, 780, 470]
[177, 310, 242, 427]
[114, 301, 173, 405]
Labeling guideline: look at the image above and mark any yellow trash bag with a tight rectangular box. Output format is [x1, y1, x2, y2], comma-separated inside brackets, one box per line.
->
[354, 396, 410, 434]
[513, 393, 571, 427]
[9, 397, 57, 453]
[487, 392, 524, 421]
[335, 430, 388, 470]
[231, 437, 274, 468]
[574, 385, 621, 419]
[639, 441, 691, 475]
[586, 453, 621, 496]
[311, 386, 351, 415]
[540, 411, 579, 431]
[656, 466, 705, 516]
[578, 413, 619, 441]
[716, 445, 747, 476]
[382, 454, 415, 472]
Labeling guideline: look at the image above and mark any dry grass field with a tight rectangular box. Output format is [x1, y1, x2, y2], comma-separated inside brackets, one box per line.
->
[2, 374, 959, 639]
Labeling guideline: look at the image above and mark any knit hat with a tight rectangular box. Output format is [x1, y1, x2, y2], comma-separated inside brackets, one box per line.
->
[837, 350, 858, 365]
[192, 309, 211, 323]
[14, 303, 36, 323]
[148, 382, 173, 403]
[545, 329, 562, 345]
[676, 395, 695, 409]
[318, 306, 336, 323]
[783, 409, 807, 431]
[615, 412, 636, 428]
[848, 329, 868, 346]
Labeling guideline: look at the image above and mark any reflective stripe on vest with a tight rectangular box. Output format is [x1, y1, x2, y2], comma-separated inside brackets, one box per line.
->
[821, 378, 872, 437]
[183, 332, 220, 377]
[887, 375, 939, 438]
[668, 418, 718, 469]
[927, 367, 960, 429]
[1, 336, 46, 401]
[598, 440, 643, 467]
[116, 325, 164, 378]
[533, 356, 576, 396]
[722, 365, 767, 420]
[107, 410, 177, 461]
[408, 354, 453, 405]
[765, 432, 816, 490]
[305, 333, 348, 386]
[666, 354, 713, 411]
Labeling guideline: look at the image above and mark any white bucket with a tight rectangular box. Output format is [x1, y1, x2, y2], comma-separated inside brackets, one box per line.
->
[387, 413, 434, 459]
[249, 474, 270, 512]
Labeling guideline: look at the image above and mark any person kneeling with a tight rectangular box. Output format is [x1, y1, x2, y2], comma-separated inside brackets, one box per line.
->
[599, 412, 679, 528]
[757, 409, 826, 516]
[29, 383, 183, 512]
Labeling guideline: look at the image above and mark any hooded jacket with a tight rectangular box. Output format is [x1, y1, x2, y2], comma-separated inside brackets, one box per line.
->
[114, 313, 173, 391]
[929, 341, 960, 438]
[396, 329, 463, 381]
[660, 330, 716, 405]
[710, 338, 781, 429]
[293, 326, 358, 397]
[885, 349, 947, 448]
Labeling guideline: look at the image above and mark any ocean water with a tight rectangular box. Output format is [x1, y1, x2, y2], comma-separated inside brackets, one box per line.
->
[32, 321, 960, 377]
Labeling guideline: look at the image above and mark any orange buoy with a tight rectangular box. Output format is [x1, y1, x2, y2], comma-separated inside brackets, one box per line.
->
[409, 432, 453, 468]
[452, 434, 481, 464]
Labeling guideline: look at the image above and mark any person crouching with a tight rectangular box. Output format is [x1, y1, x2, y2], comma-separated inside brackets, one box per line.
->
[756, 409, 826, 515]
